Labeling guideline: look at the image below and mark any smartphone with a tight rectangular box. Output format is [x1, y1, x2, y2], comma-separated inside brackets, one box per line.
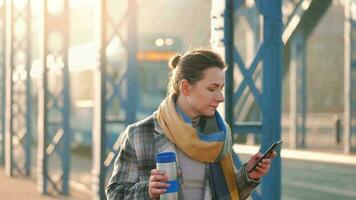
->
[247, 140, 283, 173]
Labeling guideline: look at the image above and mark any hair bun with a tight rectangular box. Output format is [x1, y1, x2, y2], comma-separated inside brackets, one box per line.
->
[169, 54, 182, 69]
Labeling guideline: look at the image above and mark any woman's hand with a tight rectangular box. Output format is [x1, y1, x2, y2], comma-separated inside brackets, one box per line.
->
[246, 151, 277, 180]
[148, 169, 170, 199]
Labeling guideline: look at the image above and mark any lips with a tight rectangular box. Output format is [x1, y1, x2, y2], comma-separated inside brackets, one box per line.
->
[210, 105, 218, 109]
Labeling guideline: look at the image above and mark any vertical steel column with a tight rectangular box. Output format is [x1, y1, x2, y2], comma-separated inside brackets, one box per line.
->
[38, 0, 70, 195]
[93, 0, 138, 199]
[92, 0, 106, 198]
[261, 1, 283, 199]
[211, 0, 282, 199]
[126, 0, 138, 124]
[289, 31, 307, 149]
[5, 0, 32, 177]
[0, 0, 6, 166]
[344, 0, 356, 154]
[224, 0, 234, 131]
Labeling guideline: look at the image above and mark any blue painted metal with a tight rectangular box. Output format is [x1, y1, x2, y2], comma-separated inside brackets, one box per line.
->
[234, 122, 262, 134]
[289, 31, 306, 148]
[230, 1, 264, 128]
[235, 3, 262, 146]
[0, 0, 5, 166]
[282, 0, 311, 44]
[92, 0, 138, 199]
[211, 0, 282, 199]
[234, 5, 261, 125]
[211, 1, 262, 199]
[260, 2, 282, 199]
[4, 0, 32, 177]
[283, 0, 332, 45]
[37, 0, 70, 195]
[282, 1, 332, 150]
[92, 1, 107, 198]
[344, 0, 355, 153]
[224, 0, 234, 131]
[126, 0, 138, 124]
[232, 47, 263, 108]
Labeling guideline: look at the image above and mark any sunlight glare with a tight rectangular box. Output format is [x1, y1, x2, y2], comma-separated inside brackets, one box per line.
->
[245, 0, 254, 8]
[14, 19, 26, 38]
[47, 0, 64, 15]
[48, 32, 64, 52]
[13, 0, 28, 10]
[352, 3, 356, 20]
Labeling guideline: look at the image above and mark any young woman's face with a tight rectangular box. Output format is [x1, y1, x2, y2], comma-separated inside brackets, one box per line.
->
[186, 67, 225, 117]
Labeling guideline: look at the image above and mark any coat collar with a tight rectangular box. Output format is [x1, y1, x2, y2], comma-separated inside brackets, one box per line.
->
[152, 111, 187, 199]
[152, 111, 177, 154]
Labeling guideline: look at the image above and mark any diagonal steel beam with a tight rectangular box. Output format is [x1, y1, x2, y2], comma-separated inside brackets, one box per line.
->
[93, 0, 138, 199]
[5, 0, 32, 177]
[38, 0, 70, 195]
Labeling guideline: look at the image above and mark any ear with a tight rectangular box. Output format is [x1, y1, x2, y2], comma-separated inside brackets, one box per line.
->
[180, 79, 190, 96]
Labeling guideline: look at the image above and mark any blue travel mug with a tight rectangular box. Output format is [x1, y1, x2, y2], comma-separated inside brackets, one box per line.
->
[156, 152, 179, 200]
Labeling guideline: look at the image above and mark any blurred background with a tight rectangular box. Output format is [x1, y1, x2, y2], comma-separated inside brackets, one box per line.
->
[0, 0, 355, 200]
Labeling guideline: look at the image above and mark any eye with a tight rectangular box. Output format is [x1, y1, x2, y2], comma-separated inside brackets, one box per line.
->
[207, 87, 215, 92]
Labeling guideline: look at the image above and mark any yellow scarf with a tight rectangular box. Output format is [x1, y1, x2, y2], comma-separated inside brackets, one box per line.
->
[157, 94, 239, 200]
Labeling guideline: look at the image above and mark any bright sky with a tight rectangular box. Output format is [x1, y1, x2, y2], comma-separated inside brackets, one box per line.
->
[29, 0, 94, 14]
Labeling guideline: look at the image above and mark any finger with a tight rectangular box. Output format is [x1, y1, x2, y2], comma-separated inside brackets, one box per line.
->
[255, 165, 268, 174]
[149, 181, 170, 189]
[177, 171, 182, 177]
[149, 187, 167, 195]
[260, 159, 272, 168]
[267, 151, 277, 158]
[261, 158, 271, 165]
[150, 174, 169, 182]
[253, 159, 268, 169]
[257, 162, 269, 169]
[151, 169, 165, 175]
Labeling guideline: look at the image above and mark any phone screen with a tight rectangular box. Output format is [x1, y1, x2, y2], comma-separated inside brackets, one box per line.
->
[247, 140, 282, 173]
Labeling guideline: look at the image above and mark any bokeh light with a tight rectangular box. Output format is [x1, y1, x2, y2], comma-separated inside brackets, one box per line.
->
[165, 38, 174, 46]
[155, 38, 164, 47]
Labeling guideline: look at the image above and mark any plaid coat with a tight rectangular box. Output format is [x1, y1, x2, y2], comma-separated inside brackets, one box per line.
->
[106, 112, 259, 200]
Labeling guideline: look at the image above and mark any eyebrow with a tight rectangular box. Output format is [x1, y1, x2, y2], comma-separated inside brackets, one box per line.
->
[209, 83, 225, 88]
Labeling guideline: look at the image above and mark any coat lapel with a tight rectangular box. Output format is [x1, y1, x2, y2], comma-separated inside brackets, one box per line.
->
[152, 112, 185, 199]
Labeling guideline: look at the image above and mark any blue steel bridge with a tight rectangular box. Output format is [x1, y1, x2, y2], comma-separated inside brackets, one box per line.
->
[0, 0, 355, 200]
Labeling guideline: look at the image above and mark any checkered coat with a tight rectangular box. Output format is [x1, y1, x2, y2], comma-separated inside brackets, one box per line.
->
[106, 112, 259, 200]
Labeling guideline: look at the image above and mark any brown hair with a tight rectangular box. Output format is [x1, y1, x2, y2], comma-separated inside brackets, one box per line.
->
[167, 49, 226, 95]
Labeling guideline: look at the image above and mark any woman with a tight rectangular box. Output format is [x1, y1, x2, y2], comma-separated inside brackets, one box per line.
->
[106, 49, 276, 200]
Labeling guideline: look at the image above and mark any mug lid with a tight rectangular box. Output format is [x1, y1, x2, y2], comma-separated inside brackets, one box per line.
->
[156, 152, 176, 163]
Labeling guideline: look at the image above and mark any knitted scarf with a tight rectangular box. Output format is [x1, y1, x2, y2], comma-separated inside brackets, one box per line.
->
[157, 94, 239, 200]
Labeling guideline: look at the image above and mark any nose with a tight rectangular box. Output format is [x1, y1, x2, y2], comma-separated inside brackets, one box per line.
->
[216, 91, 224, 102]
